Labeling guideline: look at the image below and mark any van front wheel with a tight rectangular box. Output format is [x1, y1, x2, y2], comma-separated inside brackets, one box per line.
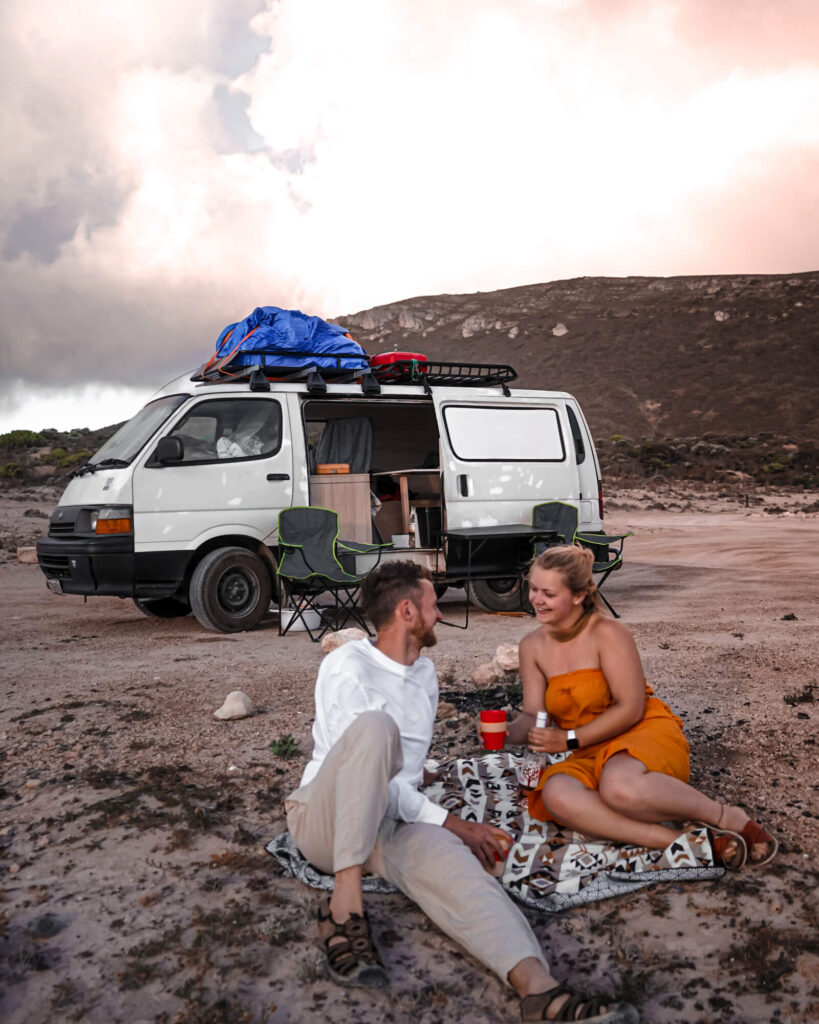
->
[471, 577, 532, 614]
[190, 547, 272, 633]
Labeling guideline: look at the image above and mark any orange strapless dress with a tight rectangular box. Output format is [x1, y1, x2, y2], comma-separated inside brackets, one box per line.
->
[528, 668, 690, 822]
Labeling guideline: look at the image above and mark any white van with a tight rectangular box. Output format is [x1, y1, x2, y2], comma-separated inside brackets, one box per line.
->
[37, 359, 606, 632]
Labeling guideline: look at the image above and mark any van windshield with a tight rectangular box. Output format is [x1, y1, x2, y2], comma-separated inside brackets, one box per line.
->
[90, 395, 188, 465]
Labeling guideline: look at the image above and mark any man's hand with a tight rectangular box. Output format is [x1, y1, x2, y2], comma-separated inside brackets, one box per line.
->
[443, 815, 506, 871]
[527, 725, 568, 754]
[422, 767, 441, 787]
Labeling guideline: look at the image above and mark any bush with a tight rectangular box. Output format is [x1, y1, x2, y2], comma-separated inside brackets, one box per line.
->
[0, 462, 23, 478]
[57, 450, 91, 469]
[270, 733, 301, 759]
[761, 456, 792, 474]
[0, 429, 44, 449]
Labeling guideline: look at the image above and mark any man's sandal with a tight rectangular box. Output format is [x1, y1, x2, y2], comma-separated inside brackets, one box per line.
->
[316, 897, 389, 989]
[521, 984, 638, 1022]
[738, 819, 778, 866]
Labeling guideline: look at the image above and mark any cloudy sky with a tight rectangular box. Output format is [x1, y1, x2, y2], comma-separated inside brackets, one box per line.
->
[1, 0, 818, 433]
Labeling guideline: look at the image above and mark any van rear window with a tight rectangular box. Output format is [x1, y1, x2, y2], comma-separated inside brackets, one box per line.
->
[443, 405, 565, 462]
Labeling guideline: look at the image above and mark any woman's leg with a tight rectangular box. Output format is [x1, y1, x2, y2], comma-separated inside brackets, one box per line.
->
[597, 752, 721, 824]
[539, 772, 681, 850]
[597, 753, 765, 861]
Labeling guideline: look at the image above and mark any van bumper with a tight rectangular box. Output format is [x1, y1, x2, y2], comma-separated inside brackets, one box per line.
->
[36, 537, 189, 599]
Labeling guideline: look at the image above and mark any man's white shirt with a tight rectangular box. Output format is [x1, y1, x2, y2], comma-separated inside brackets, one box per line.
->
[299, 638, 447, 826]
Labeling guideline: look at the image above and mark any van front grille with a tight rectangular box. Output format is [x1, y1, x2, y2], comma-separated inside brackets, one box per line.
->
[49, 522, 75, 536]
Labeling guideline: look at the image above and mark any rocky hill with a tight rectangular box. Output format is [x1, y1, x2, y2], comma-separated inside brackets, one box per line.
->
[341, 271, 818, 440]
[1, 273, 816, 494]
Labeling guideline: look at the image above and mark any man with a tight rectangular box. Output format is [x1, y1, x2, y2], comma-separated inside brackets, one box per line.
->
[285, 562, 637, 1023]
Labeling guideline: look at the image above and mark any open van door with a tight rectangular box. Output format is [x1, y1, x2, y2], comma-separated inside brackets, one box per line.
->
[432, 395, 579, 529]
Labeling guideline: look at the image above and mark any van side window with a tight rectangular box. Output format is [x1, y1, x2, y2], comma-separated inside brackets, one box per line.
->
[442, 406, 565, 461]
[168, 399, 282, 463]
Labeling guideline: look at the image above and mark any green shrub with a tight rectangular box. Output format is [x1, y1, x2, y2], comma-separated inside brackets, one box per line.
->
[761, 456, 792, 474]
[270, 733, 301, 759]
[57, 450, 91, 469]
[0, 429, 44, 448]
[0, 462, 23, 478]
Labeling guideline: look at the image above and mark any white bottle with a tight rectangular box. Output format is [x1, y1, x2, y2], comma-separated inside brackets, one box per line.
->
[518, 710, 550, 793]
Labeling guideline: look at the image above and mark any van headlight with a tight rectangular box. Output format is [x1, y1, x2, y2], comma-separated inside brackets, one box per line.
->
[90, 506, 133, 534]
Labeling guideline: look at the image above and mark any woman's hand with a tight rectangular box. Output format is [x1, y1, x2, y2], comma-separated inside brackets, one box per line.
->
[527, 725, 569, 754]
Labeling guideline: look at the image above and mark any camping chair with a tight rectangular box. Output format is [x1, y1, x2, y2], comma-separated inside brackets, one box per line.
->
[531, 501, 632, 618]
[276, 506, 391, 641]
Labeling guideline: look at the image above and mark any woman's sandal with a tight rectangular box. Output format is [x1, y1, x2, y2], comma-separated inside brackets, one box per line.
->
[521, 984, 639, 1022]
[738, 819, 779, 867]
[316, 897, 389, 989]
[698, 805, 777, 868]
[706, 827, 748, 869]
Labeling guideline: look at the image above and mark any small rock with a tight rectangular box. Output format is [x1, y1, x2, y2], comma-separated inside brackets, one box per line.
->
[8, 863, 21, 875]
[436, 701, 458, 721]
[23, 780, 40, 791]
[781, 612, 798, 621]
[461, 315, 487, 338]
[551, 322, 568, 337]
[213, 691, 254, 721]
[471, 662, 502, 687]
[797, 952, 819, 983]
[16, 547, 38, 564]
[36, 837, 49, 850]
[436, 658, 457, 685]
[714, 310, 730, 322]
[494, 643, 519, 673]
[26, 914, 65, 940]
[321, 627, 367, 654]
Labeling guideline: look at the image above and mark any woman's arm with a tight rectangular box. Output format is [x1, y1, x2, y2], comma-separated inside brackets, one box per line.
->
[506, 632, 548, 745]
[528, 619, 646, 754]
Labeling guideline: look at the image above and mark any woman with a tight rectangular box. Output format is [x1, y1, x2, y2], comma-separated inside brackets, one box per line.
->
[506, 545, 777, 868]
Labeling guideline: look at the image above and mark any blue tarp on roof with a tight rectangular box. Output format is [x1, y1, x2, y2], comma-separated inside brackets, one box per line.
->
[214, 306, 368, 370]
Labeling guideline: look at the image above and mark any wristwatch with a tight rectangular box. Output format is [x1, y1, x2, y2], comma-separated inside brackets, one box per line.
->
[566, 729, 580, 751]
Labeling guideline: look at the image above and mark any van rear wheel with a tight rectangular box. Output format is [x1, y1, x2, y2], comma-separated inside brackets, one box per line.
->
[471, 577, 531, 614]
[190, 547, 272, 633]
[133, 596, 191, 619]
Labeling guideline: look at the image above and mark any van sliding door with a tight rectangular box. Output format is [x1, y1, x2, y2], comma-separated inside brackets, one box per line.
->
[432, 398, 578, 529]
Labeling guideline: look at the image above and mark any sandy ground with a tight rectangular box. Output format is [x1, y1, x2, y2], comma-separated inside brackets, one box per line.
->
[1, 484, 817, 1024]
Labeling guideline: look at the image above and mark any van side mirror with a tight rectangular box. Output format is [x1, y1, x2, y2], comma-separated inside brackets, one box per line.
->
[154, 436, 184, 464]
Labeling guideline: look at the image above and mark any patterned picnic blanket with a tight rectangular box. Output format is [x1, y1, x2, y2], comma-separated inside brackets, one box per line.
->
[266, 751, 723, 913]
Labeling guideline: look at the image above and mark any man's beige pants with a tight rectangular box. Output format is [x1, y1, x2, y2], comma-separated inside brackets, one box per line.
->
[286, 710, 548, 983]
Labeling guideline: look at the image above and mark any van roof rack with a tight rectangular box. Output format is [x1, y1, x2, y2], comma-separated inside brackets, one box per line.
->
[191, 350, 518, 395]
[369, 359, 517, 390]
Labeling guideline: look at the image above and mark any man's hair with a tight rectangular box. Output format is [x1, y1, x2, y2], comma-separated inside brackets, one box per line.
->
[359, 561, 433, 630]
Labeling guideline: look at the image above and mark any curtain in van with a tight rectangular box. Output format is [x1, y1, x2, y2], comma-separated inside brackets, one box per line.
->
[316, 418, 372, 474]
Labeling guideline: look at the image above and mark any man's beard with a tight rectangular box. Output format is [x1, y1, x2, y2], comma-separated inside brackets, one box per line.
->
[413, 623, 438, 649]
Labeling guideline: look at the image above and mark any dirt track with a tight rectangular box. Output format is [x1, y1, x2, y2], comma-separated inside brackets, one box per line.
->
[1, 484, 817, 1024]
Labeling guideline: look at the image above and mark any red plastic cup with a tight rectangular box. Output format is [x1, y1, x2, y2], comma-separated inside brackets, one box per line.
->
[479, 709, 507, 750]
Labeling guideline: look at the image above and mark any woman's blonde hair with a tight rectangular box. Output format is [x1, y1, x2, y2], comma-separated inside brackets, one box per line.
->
[529, 544, 606, 640]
